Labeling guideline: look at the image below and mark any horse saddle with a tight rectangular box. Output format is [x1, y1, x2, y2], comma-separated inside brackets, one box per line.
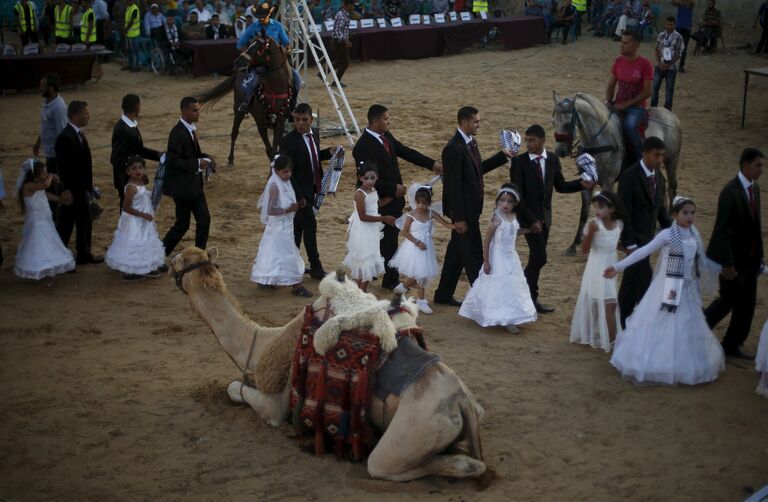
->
[374, 336, 440, 401]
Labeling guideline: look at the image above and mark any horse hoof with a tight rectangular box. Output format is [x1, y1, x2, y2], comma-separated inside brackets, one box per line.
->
[227, 158, 234, 166]
[563, 246, 577, 257]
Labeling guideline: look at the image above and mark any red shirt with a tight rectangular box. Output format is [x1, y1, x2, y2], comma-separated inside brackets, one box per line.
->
[611, 55, 654, 108]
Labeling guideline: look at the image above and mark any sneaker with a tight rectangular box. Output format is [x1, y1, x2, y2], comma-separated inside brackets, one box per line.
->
[123, 273, 143, 281]
[393, 283, 408, 294]
[505, 324, 520, 334]
[416, 298, 433, 315]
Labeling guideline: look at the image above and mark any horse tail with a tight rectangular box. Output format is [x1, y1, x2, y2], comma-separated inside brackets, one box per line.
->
[196, 73, 238, 109]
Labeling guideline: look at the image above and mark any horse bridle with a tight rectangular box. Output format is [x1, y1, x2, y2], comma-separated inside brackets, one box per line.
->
[173, 259, 218, 295]
[241, 36, 288, 73]
[553, 94, 615, 157]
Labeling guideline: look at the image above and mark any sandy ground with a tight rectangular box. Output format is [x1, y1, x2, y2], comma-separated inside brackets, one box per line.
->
[1, 27, 767, 501]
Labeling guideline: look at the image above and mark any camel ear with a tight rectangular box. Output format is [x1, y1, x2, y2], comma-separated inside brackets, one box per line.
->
[207, 247, 219, 263]
[335, 268, 346, 282]
[553, 90, 561, 105]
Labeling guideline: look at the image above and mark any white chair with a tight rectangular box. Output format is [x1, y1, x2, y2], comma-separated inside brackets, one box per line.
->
[22, 43, 39, 55]
[2, 46, 15, 55]
[55, 43, 72, 53]
[88, 43, 106, 52]
[71, 43, 87, 52]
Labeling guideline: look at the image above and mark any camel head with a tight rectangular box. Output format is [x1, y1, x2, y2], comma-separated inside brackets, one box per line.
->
[169, 246, 224, 295]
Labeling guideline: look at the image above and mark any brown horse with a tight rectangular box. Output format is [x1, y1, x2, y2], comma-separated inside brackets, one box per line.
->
[196, 35, 293, 163]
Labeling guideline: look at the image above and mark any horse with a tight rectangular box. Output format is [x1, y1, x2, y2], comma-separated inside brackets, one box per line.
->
[196, 35, 294, 163]
[551, 91, 683, 255]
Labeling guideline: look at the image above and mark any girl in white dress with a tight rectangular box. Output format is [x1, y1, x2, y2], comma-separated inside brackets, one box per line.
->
[105, 157, 166, 280]
[570, 191, 625, 352]
[459, 184, 537, 333]
[14, 159, 75, 281]
[250, 155, 312, 297]
[756, 321, 768, 398]
[343, 162, 396, 292]
[390, 185, 455, 314]
[604, 196, 725, 386]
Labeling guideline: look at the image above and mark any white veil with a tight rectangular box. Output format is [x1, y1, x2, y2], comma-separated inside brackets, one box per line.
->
[257, 163, 297, 225]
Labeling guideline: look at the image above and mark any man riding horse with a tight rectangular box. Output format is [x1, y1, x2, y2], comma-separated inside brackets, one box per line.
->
[236, 2, 301, 114]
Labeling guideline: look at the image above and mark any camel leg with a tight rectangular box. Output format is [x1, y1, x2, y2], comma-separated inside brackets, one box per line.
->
[228, 111, 246, 166]
[367, 369, 485, 481]
[227, 380, 289, 427]
[565, 188, 593, 256]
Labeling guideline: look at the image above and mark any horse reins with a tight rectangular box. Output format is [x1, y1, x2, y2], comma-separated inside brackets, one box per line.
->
[554, 94, 616, 157]
[173, 259, 218, 295]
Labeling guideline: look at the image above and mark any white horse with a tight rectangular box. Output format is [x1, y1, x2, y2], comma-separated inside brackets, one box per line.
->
[551, 91, 682, 255]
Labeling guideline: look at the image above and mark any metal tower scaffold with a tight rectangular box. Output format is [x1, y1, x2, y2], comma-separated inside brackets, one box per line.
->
[279, 0, 361, 146]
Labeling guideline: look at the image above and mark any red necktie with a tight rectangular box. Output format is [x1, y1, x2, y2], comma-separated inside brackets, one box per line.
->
[191, 129, 201, 155]
[748, 185, 756, 217]
[648, 172, 656, 198]
[78, 130, 88, 146]
[381, 134, 392, 156]
[307, 133, 321, 193]
[469, 139, 483, 190]
[534, 156, 544, 185]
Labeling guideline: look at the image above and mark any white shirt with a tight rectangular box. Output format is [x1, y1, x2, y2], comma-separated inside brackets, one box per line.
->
[365, 127, 387, 146]
[180, 118, 202, 169]
[190, 7, 212, 22]
[93, 0, 109, 20]
[528, 149, 548, 181]
[738, 171, 754, 201]
[639, 159, 655, 178]
[457, 127, 473, 144]
[214, 9, 232, 25]
[121, 114, 138, 128]
[68, 121, 82, 134]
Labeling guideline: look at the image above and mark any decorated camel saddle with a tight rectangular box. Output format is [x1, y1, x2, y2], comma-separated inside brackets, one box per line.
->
[289, 273, 439, 461]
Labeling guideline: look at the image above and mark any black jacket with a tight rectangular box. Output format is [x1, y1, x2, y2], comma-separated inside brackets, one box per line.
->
[278, 129, 332, 204]
[55, 123, 93, 196]
[441, 130, 508, 223]
[510, 151, 582, 228]
[110, 118, 161, 187]
[617, 161, 672, 248]
[205, 24, 230, 39]
[352, 129, 435, 216]
[707, 176, 763, 273]
[162, 120, 208, 199]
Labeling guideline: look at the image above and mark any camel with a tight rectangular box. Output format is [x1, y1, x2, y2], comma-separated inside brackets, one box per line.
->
[170, 247, 487, 481]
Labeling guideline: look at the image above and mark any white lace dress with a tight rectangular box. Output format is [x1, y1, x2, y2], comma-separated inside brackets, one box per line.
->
[459, 213, 537, 327]
[610, 227, 725, 386]
[343, 188, 385, 282]
[570, 218, 623, 352]
[106, 184, 166, 275]
[250, 174, 305, 285]
[756, 321, 768, 398]
[14, 190, 75, 279]
[388, 211, 439, 286]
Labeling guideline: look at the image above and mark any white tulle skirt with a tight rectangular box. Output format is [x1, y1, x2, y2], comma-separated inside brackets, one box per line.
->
[343, 217, 385, 282]
[610, 277, 725, 386]
[570, 249, 622, 352]
[106, 213, 166, 275]
[14, 216, 75, 279]
[756, 322, 768, 398]
[250, 215, 305, 285]
[388, 239, 439, 285]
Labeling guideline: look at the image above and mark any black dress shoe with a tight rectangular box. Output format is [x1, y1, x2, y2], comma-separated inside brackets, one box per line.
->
[724, 347, 755, 361]
[434, 297, 462, 307]
[309, 269, 327, 280]
[534, 302, 555, 314]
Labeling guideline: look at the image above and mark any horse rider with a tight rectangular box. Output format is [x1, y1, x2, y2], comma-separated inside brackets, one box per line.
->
[236, 2, 301, 114]
[604, 29, 653, 165]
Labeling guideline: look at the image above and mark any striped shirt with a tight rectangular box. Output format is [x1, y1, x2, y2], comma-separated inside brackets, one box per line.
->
[655, 29, 684, 69]
[332, 8, 350, 41]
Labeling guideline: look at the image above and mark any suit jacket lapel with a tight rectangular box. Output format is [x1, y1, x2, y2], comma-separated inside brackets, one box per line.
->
[543, 155, 554, 192]
[641, 168, 654, 204]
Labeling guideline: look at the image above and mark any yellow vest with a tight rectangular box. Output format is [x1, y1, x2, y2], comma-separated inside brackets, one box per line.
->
[572, 0, 586, 12]
[472, 0, 488, 12]
[125, 4, 140, 38]
[55, 4, 73, 38]
[80, 7, 96, 42]
[15, 2, 37, 32]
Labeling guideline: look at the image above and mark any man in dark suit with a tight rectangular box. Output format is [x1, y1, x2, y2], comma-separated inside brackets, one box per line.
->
[162, 96, 215, 255]
[55, 100, 103, 265]
[704, 148, 765, 360]
[511, 124, 591, 313]
[278, 102, 333, 279]
[616, 136, 672, 327]
[352, 104, 442, 289]
[205, 13, 230, 38]
[434, 106, 511, 306]
[110, 94, 162, 210]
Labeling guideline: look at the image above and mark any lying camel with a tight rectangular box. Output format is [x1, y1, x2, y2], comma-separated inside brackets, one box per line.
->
[170, 247, 486, 481]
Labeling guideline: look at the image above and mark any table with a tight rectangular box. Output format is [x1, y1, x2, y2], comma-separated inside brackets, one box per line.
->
[0, 50, 110, 90]
[182, 16, 546, 77]
[741, 66, 768, 128]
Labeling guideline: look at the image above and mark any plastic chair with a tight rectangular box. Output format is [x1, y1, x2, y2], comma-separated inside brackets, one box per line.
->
[55, 43, 71, 53]
[3, 45, 16, 55]
[22, 43, 39, 54]
[71, 43, 87, 52]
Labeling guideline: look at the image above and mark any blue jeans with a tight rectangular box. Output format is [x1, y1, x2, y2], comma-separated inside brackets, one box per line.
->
[651, 66, 676, 110]
[621, 105, 647, 163]
[127, 36, 141, 69]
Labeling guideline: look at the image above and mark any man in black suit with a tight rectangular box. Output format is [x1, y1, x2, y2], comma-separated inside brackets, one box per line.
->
[205, 14, 230, 38]
[511, 124, 591, 313]
[434, 106, 511, 306]
[278, 102, 333, 279]
[616, 136, 672, 327]
[55, 100, 103, 265]
[704, 148, 765, 360]
[352, 104, 442, 289]
[110, 94, 162, 210]
[162, 96, 215, 255]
